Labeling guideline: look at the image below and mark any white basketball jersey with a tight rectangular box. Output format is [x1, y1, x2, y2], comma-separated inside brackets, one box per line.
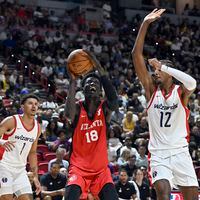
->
[0, 115, 38, 168]
[147, 85, 189, 156]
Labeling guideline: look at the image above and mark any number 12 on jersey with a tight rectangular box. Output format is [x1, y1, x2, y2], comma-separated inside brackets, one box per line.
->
[85, 130, 99, 143]
[160, 111, 171, 127]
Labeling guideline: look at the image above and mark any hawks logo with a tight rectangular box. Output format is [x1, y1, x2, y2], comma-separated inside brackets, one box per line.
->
[152, 171, 157, 178]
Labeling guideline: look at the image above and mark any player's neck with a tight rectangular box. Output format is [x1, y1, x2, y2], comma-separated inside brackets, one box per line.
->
[21, 114, 35, 123]
[161, 81, 174, 95]
[84, 98, 101, 117]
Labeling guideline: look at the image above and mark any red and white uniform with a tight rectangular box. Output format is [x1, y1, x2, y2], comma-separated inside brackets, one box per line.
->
[0, 114, 38, 196]
[147, 85, 198, 187]
[68, 101, 113, 199]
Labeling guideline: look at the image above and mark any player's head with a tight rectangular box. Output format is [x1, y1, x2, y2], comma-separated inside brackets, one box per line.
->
[151, 59, 173, 85]
[21, 94, 39, 116]
[81, 72, 102, 98]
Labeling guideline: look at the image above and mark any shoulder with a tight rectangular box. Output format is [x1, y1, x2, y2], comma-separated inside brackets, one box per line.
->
[0, 115, 16, 130]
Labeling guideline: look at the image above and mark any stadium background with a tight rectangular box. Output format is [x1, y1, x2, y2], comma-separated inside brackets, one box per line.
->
[0, 0, 199, 199]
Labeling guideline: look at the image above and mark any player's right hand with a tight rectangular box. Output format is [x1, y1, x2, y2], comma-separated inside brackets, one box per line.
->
[66, 66, 76, 80]
[144, 8, 166, 24]
[0, 140, 16, 151]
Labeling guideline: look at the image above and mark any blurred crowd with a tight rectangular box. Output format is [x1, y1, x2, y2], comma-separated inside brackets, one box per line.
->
[0, 0, 200, 199]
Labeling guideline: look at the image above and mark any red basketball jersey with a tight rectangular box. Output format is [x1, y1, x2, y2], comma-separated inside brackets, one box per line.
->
[70, 101, 108, 174]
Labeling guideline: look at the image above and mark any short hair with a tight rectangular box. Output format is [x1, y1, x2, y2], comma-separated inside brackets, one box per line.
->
[50, 161, 60, 168]
[20, 94, 39, 105]
[119, 168, 128, 174]
[81, 72, 101, 88]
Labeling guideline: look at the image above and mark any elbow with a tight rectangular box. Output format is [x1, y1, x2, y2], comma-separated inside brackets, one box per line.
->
[107, 100, 119, 111]
[186, 78, 197, 91]
[191, 79, 197, 90]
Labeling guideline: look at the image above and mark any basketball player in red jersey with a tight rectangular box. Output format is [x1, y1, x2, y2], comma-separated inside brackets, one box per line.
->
[64, 51, 119, 200]
[132, 9, 198, 200]
[0, 94, 41, 200]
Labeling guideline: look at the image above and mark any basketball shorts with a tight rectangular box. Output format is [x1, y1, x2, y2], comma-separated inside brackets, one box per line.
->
[150, 150, 199, 188]
[0, 164, 32, 197]
[67, 165, 113, 199]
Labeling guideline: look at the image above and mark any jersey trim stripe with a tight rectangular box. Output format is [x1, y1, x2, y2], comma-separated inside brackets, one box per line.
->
[147, 87, 158, 110]
[148, 152, 152, 186]
[19, 115, 35, 132]
[37, 122, 40, 138]
[161, 84, 175, 100]
[177, 86, 190, 142]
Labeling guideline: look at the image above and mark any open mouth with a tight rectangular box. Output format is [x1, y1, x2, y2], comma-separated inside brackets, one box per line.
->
[90, 87, 96, 92]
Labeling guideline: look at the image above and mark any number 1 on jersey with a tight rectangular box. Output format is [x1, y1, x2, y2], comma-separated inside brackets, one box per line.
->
[20, 143, 26, 155]
[86, 130, 98, 143]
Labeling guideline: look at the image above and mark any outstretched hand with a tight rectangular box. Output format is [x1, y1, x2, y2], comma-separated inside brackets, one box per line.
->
[144, 8, 166, 24]
[66, 65, 76, 81]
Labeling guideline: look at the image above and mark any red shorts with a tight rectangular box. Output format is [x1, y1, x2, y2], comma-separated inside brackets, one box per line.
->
[67, 165, 113, 199]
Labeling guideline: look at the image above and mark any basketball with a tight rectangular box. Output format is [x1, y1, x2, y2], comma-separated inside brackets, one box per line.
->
[67, 49, 94, 77]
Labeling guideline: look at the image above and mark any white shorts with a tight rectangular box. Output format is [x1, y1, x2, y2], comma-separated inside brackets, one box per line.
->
[0, 164, 32, 197]
[150, 150, 198, 188]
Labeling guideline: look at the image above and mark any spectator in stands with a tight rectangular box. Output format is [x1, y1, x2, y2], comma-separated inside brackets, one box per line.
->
[133, 117, 149, 139]
[115, 169, 137, 200]
[44, 120, 58, 142]
[121, 154, 138, 177]
[9, 69, 18, 86]
[41, 56, 53, 78]
[120, 136, 139, 159]
[51, 112, 63, 128]
[40, 162, 66, 200]
[133, 169, 151, 200]
[59, 167, 68, 178]
[136, 144, 148, 169]
[41, 95, 58, 110]
[48, 147, 69, 171]
[27, 171, 42, 200]
[117, 149, 131, 167]
[15, 74, 26, 93]
[122, 111, 135, 137]
[108, 126, 122, 154]
[54, 72, 69, 97]
[50, 129, 70, 151]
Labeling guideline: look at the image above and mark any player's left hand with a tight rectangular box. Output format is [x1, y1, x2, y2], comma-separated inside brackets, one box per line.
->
[148, 58, 162, 70]
[144, 8, 166, 24]
[83, 50, 106, 76]
[33, 177, 42, 195]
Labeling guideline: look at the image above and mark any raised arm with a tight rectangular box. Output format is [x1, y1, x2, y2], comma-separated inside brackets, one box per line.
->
[131, 9, 165, 101]
[84, 50, 119, 122]
[148, 58, 197, 106]
[64, 69, 77, 124]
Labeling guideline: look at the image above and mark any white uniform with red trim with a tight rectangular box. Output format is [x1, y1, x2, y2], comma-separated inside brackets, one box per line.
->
[0, 114, 38, 196]
[147, 85, 198, 187]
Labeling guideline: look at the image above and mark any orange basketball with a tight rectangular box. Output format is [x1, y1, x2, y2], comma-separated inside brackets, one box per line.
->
[67, 49, 94, 77]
